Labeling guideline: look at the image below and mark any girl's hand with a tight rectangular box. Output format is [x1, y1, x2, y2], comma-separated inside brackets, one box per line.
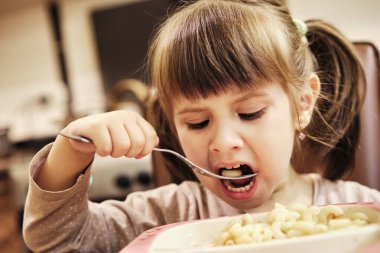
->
[62, 110, 159, 159]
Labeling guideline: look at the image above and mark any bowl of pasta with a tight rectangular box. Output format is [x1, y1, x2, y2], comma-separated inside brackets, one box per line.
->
[121, 203, 380, 253]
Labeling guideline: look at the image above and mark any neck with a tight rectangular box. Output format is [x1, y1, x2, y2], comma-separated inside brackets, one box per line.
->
[245, 169, 313, 213]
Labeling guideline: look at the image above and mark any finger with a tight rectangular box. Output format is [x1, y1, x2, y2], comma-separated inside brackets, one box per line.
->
[108, 123, 131, 158]
[65, 114, 113, 156]
[135, 117, 158, 158]
[123, 121, 146, 158]
[68, 139, 97, 154]
[88, 124, 113, 157]
[58, 127, 97, 153]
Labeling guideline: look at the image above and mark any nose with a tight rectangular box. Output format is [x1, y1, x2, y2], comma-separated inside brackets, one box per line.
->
[209, 122, 244, 153]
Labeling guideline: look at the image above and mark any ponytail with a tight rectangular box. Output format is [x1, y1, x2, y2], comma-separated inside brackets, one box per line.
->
[299, 19, 366, 180]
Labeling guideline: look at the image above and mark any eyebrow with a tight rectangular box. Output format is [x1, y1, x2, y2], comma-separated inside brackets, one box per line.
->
[175, 89, 268, 115]
[176, 107, 206, 115]
[233, 90, 268, 103]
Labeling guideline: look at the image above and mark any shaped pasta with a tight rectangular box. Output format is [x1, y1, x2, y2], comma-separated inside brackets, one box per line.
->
[214, 203, 370, 246]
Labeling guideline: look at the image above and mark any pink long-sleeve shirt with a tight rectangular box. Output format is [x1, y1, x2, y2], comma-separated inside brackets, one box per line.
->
[23, 144, 380, 252]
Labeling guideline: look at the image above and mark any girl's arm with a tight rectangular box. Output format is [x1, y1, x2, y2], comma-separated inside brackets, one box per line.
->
[23, 110, 159, 252]
[33, 110, 158, 191]
[35, 135, 94, 191]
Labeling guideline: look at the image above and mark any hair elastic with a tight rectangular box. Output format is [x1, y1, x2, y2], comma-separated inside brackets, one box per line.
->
[293, 19, 308, 43]
[293, 19, 308, 36]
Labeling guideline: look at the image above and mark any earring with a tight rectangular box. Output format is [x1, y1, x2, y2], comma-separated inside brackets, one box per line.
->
[298, 132, 306, 141]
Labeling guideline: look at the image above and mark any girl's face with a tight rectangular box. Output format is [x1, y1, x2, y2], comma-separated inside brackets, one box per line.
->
[173, 83, 298, 211]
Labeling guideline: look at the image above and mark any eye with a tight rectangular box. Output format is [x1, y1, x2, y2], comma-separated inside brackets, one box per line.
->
[188, 120, 209, 130]
[239, 109, 265, 121]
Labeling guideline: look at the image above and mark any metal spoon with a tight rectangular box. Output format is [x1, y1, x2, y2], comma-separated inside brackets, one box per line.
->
[56, 131, 258, 180]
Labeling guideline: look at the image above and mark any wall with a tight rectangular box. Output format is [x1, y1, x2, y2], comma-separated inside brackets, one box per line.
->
[288, 0, 380, 50]
[1, 0, 378, 142]
[57, 0, 148, 117]
[0, 0, 68, 142]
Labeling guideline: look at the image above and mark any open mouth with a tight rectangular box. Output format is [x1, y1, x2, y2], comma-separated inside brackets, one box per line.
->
[218, 164, 256, 193]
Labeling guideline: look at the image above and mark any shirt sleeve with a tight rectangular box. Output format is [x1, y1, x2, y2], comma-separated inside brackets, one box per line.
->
[22, 143, 100, 252]
[311, 173, 380, 205]
[22, 144, 206, 253]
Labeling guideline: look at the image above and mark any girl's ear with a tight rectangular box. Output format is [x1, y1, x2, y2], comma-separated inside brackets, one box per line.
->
[298, 73, 321, 129]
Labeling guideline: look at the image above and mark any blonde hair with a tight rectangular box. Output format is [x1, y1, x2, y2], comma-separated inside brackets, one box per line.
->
[147, 0, 365, 181]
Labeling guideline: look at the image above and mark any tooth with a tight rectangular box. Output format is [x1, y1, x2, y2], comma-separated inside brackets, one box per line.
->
[223, 180, 231, 186]
[221, 169, 243, 177]
[224, 178, 254, 193]
[233, 164, 241, 169]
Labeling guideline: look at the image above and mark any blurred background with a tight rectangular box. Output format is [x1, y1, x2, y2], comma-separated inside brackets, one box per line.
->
[0, 0, 379, 252]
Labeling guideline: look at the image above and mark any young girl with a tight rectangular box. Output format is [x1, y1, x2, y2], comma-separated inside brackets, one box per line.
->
[23, 0, 380, 252]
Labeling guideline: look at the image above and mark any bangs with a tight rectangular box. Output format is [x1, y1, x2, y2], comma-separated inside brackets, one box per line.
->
[150, 1, 295, 103]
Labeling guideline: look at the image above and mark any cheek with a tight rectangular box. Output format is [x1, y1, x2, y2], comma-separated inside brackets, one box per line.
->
[255, 110, 294, 147]
[253, 108, 295, 172]
[176, 129, 189, 150]
[178, 133, 211, 173]
[177, 129, 202, 157]
[182, 140, 205, 162]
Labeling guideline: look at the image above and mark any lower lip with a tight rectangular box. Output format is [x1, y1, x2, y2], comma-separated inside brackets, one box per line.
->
[220, 176, 258, 200]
